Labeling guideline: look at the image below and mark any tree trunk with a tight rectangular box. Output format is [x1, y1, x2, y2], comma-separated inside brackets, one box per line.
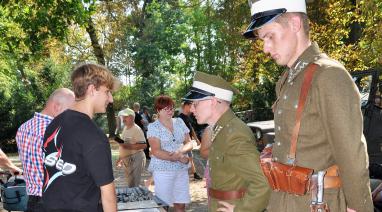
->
[85, 17, 116, 137]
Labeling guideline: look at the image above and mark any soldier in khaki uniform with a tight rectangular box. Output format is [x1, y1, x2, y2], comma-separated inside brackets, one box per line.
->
[243, 0, 373, 211]
[183, 72, 270, 212]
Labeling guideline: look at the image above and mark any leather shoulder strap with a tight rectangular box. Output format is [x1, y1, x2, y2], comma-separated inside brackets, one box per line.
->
[287, 63, 318, 164]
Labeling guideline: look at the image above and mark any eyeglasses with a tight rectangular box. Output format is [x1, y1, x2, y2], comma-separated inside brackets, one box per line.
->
[191, 98, 222, 108]
[191, 98, 212, 108]
[161, 106, 174, 112]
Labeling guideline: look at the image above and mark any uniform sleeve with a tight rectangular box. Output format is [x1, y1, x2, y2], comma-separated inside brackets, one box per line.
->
[84, 142, 114, 187]
[228, 134, 271, 211]
[316, 66, 373, 211]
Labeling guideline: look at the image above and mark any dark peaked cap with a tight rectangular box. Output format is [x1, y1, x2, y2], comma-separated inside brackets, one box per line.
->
[183, 71, 239, 102]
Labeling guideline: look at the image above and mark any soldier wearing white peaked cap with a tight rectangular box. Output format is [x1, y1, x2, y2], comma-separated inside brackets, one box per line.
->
[242, 1, 373, 212]
[184, 71, 271, 212]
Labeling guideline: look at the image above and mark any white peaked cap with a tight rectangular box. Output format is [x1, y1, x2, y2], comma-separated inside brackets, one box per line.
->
[250, 0, 306, 16]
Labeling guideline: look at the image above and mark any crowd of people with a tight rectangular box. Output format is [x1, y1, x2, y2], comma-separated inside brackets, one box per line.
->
[0, 0, 375, 211]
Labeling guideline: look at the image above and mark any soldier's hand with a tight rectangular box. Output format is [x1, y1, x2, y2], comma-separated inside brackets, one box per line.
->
[115, 158, 123, 168]
[195, 138, 201, 146]
[217, 201, 235, 212]
[179, 155, 189, 164]
[346, 208, 356, 212]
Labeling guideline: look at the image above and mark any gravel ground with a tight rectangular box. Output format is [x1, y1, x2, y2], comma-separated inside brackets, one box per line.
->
[0, 142, 208, 212]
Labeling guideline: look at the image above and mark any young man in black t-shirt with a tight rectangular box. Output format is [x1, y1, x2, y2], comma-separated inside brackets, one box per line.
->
[42, 63, 118, 212]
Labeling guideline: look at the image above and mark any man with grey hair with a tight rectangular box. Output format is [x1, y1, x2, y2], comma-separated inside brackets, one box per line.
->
[184, 71, 270, 212]
[243, 0, 372, 211]
[16, 88, 75, 212]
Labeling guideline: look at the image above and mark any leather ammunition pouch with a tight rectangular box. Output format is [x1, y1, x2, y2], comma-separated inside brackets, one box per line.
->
[260, 146, 313, 195]
[264, 63, 343, 210]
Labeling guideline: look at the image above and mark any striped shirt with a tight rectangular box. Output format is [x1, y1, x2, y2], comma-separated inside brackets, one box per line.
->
[16, 112, 53, 196]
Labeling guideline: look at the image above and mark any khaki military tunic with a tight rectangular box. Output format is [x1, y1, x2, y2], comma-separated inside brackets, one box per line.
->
[267, 42, 373, 212]
[209, 109, 271, 212]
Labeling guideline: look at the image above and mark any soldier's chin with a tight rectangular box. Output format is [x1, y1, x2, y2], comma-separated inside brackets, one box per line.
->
[274, 59, 286, 66]
[195, 117, 206, 125]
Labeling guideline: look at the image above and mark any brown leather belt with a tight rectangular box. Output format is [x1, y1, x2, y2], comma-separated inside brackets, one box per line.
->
[323, 176, 341, 189]
[320, 165, 341, 189]
[208, 188, 247, 200]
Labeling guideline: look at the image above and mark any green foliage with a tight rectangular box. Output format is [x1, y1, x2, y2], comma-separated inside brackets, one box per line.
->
[1, 0, 382, 145]
[1, 0, 95, 56]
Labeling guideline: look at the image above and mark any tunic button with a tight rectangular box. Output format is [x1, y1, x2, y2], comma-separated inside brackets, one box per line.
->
[290, 82, 294, 86]
[216, 156, 219, 159]
[283, 95, 288, 100]
[314, 56, 319, 61]
[278, 110, 282, 115]
[277, 126, 281, 131]
[277, 142, 281, 146]
[294, 104, 298, 109]
[274, 157, 278, 161]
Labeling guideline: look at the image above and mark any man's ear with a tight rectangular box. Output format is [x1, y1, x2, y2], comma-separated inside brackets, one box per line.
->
[52, 102, 61, 117]
[86, 84, 96, 97]
[289, 15, 302, 33]
[211, 97, 219, 107]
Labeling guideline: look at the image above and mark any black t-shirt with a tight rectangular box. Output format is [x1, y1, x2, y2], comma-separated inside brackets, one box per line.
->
[178, 113, 193, 137]
[42, 110, 114, 212]
[134, 112, 144, 130]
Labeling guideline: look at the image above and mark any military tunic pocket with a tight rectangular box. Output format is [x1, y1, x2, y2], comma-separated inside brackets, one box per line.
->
[210, 154, 225, 186]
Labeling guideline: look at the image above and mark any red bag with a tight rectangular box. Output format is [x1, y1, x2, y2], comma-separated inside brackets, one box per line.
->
[260, 146, 313, 195]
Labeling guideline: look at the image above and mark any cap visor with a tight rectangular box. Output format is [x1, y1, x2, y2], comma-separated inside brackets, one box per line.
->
[183, 90, 212, 101]
[243, 8, 287, 39]
[243, 14, 280, 39]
